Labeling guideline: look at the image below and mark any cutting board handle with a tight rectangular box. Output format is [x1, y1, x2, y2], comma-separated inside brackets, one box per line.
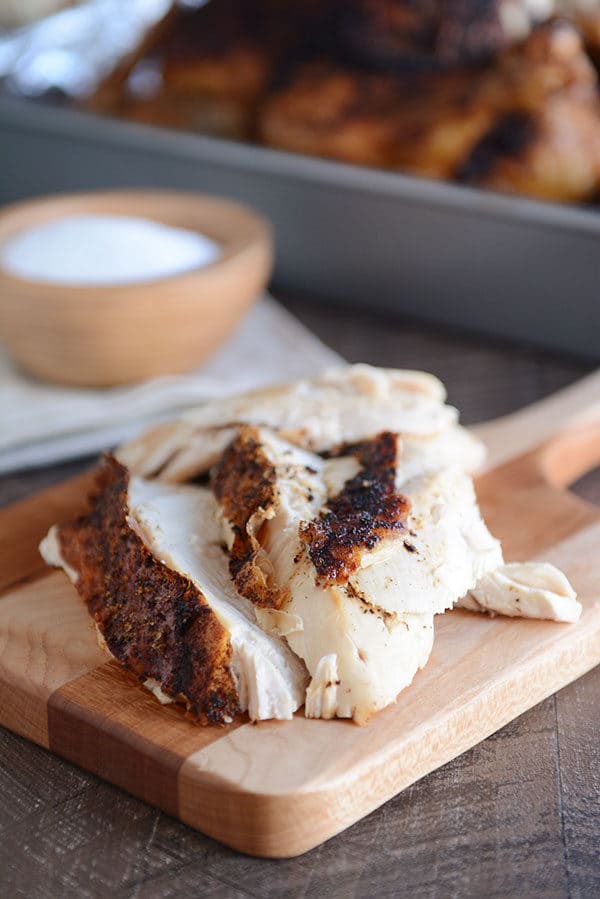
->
[473, 369, 600, 486]
[473, 369, 600, 560]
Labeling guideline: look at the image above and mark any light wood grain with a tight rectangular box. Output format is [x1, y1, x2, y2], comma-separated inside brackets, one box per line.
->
[473, 368, 600, 474]
[0, 190, 273, 386]
[178, 521, 600, 856]
[0, 572, 105, 744]
[48, 660, 244, 819]
[0, 369, 599, 858]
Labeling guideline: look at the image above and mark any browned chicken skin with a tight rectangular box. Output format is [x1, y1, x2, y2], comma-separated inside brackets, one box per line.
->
[259, 19, 600, 202]
[89, 2, 600, 203]
[106, 0, 339, 140]
[56, 456, 238, 724]
[101, 0, 282, 139]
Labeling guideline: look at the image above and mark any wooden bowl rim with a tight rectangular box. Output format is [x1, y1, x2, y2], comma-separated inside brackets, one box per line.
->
[0, 189, 272, 300]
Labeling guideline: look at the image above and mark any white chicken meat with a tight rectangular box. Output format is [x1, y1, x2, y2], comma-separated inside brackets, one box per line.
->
[117, 364, 486, 483]
[459, 561, 582, 622]
[210, 425, 503, 722]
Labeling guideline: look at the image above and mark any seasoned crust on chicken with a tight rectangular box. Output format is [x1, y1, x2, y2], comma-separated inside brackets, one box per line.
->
[211, 428, 280, 609]
[212, 424, 503, 620]
[212, 426, 436, 723]
[92, 0, 334, 139]
[47, 455, 238, 725]
[211, 427, 414, 605]
[39, 365, 581, 725]
[259, 19, 600, 201]
[300, 432, 411, 586]
[40, 454, 309, 723]
[97, 0, 278, 139]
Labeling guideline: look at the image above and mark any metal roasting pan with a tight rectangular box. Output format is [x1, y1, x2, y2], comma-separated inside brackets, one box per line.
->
[1, 97, 599, 358]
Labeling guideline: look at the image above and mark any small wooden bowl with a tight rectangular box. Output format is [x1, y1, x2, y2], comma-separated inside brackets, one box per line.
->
[0, 190, 273, 387]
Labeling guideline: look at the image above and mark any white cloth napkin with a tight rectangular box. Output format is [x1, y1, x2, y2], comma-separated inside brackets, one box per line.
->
[0, 296, 341, 475]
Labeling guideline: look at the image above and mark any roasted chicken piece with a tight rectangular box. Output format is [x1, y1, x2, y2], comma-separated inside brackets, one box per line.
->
[40, 366, 581, 726]
[209, 424, 506, 722]
[40, 455, 308, 723]
[459, 561, 582, 620]
[90, 0, 333, 139]
[259, 19, 600, 202]
[92, 0, 279, 139]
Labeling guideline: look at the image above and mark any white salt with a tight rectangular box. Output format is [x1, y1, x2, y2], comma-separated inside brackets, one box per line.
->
[0, 214, 222, 286]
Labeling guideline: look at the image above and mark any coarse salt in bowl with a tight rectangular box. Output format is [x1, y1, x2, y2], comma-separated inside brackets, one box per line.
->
[1, 214, 223, 286]
[0, 190, 273, 387]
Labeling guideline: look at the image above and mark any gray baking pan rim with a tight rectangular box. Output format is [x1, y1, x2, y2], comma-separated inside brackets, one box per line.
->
[2, 96, 599, 359]
[2, 97, 600, 237]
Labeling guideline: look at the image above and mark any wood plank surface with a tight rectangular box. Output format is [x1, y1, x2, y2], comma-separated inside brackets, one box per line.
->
[1, 298, 599, 896]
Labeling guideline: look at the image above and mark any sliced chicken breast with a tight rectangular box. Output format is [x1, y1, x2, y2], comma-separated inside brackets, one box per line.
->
[210, 425, 501, 721]
[458, 561, 581, 622]
[211, 425, 500, 612]
[117, 365, 486, 483]
[40, 361, 582, 729]
[40, 456, 308, 723]
[350, 465, 503, 616]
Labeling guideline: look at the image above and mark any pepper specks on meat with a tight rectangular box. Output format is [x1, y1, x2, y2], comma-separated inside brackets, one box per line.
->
[300, 432, 410, 585]
[58, 454, 238, 725]
[211, 427, 279, 607]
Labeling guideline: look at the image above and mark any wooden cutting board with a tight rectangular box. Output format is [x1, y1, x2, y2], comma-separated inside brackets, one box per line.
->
[1, 372, 600, 859]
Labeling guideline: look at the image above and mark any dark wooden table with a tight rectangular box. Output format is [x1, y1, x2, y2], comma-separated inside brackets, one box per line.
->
[1, 298, 599, 899]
